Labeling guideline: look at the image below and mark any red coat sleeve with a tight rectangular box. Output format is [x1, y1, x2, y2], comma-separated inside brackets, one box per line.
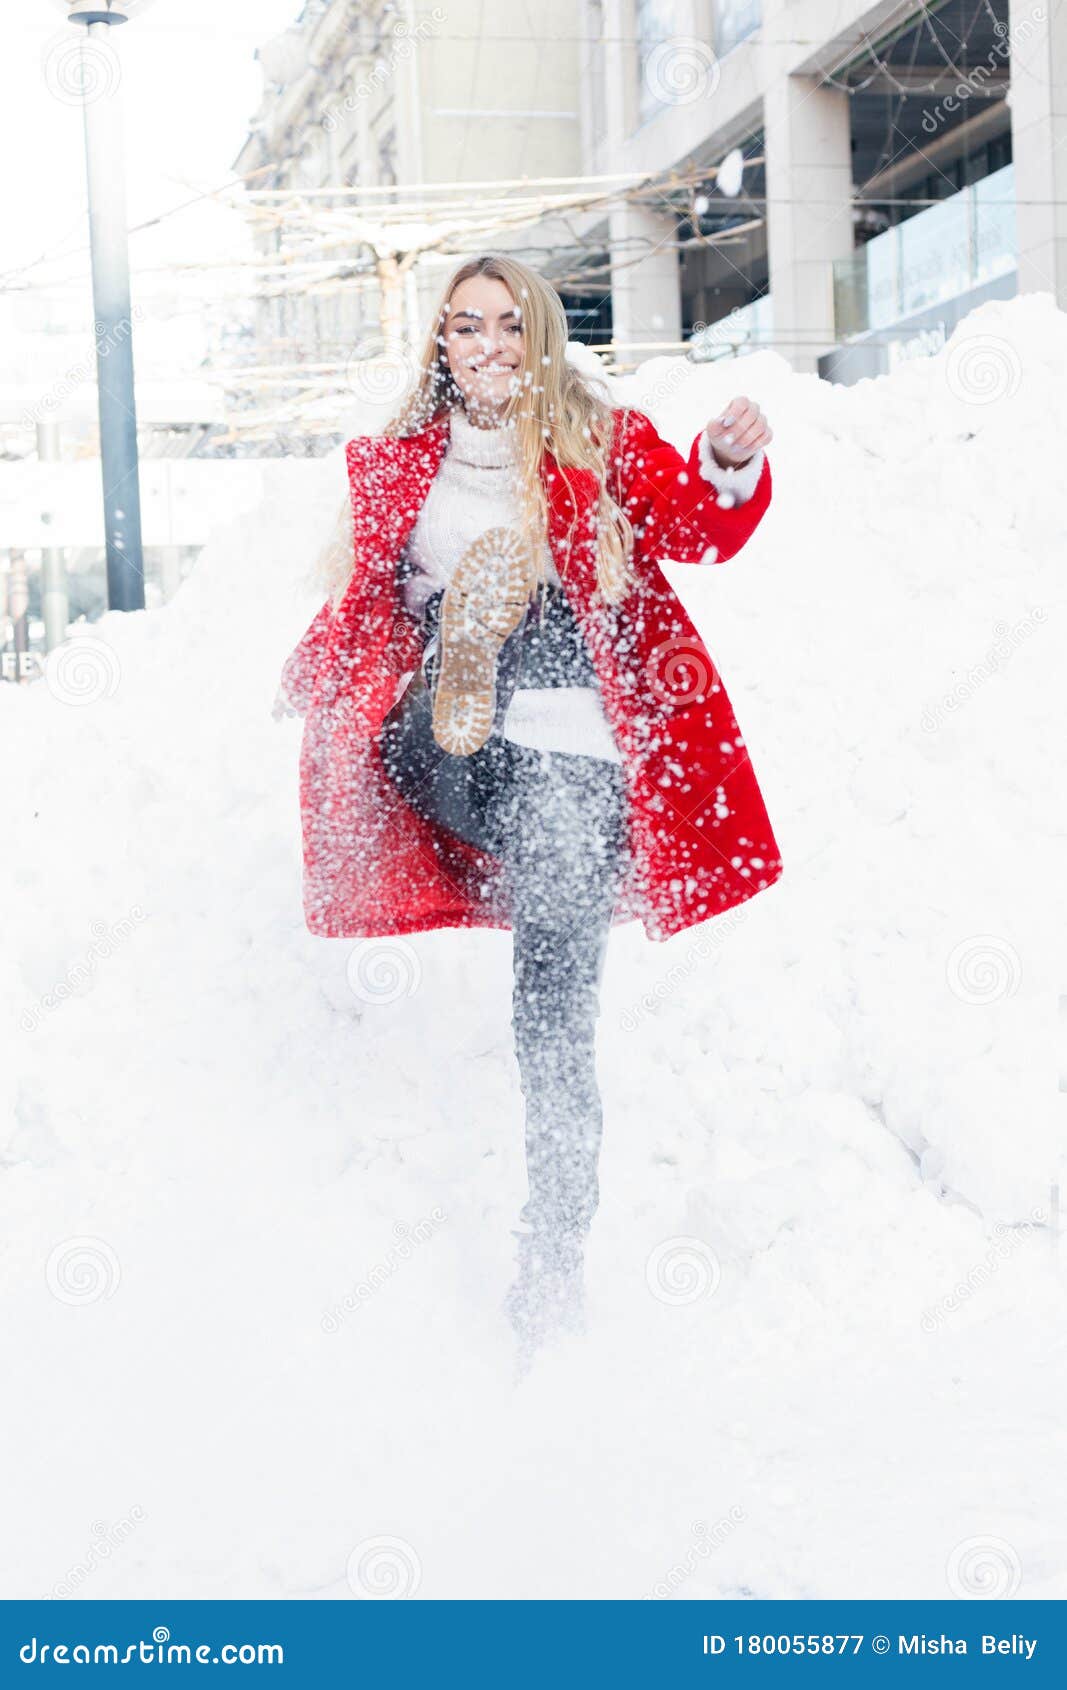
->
[610, 406, 772, 570]
[276, 476, 359, 715]
[278, 600, 334, 715]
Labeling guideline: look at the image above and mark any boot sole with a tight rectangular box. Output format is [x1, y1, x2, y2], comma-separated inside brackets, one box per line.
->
[432, 526, 539, 756]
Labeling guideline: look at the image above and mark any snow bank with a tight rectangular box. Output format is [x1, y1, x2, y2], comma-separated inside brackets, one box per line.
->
[3, 294, 1063, 1600]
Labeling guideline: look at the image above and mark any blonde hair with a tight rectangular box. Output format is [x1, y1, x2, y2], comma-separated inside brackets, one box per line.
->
[325, 253, 634, 609]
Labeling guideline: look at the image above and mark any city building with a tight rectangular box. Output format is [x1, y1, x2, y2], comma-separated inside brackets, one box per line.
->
[231, 0, 590, 363]
[234, 1, 1065, 381]
[568, 0, 1062, 378]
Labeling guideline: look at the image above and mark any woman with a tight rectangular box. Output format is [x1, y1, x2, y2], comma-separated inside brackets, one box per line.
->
[275, 253, 781, 1366]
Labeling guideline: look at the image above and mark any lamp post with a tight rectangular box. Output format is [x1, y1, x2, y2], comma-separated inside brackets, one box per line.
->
[64, 0, 147, 612]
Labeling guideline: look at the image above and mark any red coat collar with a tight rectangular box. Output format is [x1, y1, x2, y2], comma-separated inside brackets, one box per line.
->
[378, 410, 602, 596]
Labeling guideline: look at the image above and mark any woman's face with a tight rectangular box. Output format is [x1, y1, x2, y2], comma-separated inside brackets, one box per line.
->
[440, 274, 526, 421]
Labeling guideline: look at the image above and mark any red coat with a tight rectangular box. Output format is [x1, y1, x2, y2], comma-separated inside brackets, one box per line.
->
[279, 405, 783, 942]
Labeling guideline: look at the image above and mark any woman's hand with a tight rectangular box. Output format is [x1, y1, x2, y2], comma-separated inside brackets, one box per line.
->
[705, 397, 772, 470]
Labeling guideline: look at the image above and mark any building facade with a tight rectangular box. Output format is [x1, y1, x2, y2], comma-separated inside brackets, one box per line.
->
[568, 0, 1064, 376]
[232, 0, 1067, 383]
[232, 0, 586, 362]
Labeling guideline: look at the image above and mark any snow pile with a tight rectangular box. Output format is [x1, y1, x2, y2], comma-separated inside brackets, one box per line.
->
[2, 293, 1064, 1600]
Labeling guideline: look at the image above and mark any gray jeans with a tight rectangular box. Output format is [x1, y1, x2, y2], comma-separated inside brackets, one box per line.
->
[378, 671, 629, 1248]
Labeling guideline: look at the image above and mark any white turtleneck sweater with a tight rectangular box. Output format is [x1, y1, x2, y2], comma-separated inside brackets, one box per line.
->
[397, 404, 763, 763]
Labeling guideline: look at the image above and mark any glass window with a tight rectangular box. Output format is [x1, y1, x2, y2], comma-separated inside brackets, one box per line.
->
[866, 232, 900, 332]
[378, 128, 397, 187]
[898, 192, 969, 316]
[714, 0, 761, 56]
[835, 163, 1017, 339]
[587, 0, 608, 147]
[635, 0, 684, 125]
[973, 164, 1016, 286]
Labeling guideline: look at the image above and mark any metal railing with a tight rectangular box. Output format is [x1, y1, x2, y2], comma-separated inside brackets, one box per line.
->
[834, 164, 1016, 339]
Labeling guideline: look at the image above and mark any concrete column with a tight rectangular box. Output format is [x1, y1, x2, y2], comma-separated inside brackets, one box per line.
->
[159, 546, 183, 603]
[9, 552, 30, 683]
[763, 73, 854, 373]
[608, 201, 683, 350]
[600, 0, 681, 353]
[397, 0, 424, 187]
[1009, 0, 1067, 305]
[376, 253, 405, 343]
[37, 420, 69, 651]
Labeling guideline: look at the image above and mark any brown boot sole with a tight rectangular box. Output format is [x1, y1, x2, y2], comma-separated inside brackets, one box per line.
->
[432, 526, 539, 756]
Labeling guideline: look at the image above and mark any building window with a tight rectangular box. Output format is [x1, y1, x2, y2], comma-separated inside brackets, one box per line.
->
[378, 127, 397, 186]
[635, 0, 684, 126]
[587, 0, 608, 149]
[714, 0, 761, 56]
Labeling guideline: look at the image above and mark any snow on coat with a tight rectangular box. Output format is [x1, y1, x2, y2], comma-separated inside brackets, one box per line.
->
[278, 405, 783, 941]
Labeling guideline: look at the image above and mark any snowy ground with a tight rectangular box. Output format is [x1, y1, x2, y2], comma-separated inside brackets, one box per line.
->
[4, 293, 1065, 1601]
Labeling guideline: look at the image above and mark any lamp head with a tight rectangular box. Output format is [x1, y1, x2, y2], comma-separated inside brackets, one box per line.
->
[58, 1, 158, 22]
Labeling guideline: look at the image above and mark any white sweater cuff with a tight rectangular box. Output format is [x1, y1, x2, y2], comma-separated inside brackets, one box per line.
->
[696, 432, 765, 505]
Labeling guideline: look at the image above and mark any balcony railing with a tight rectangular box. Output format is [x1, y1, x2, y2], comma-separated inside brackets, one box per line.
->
[834, 164, 1016, 339]
[688, 294, 773, 361]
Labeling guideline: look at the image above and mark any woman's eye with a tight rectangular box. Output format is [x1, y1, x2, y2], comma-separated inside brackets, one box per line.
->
[450, 323, 521, 336]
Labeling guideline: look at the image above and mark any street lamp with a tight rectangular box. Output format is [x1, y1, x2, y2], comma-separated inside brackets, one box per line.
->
[60, 0, 153, 612]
